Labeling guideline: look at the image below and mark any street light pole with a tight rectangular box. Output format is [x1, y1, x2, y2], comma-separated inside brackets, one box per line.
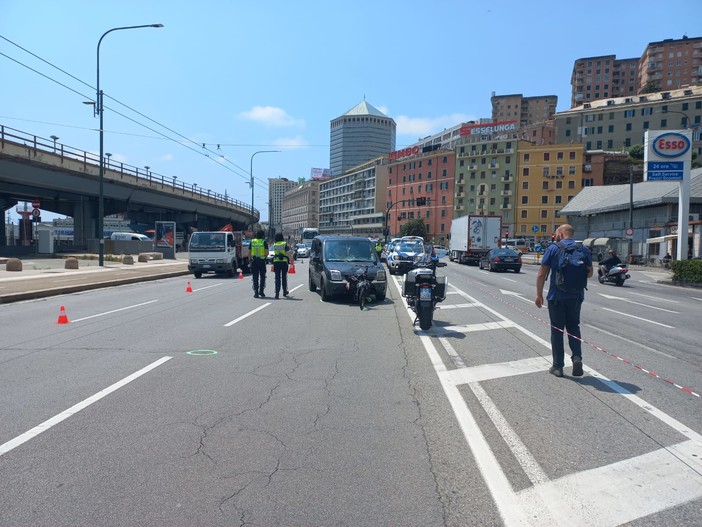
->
[96, 23, 163, 266]
[249, 150, 280, 230]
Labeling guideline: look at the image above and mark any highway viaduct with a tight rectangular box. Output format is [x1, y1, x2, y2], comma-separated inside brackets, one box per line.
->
[0, 125, 258, 250]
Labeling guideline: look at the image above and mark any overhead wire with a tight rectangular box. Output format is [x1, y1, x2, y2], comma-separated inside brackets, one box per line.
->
[0, 34, 268, 192]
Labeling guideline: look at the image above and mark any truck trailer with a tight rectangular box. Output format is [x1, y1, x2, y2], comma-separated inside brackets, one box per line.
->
[449, 215, 502, 265]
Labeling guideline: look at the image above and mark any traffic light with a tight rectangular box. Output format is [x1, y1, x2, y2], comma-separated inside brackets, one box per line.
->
[504, 231, 509, 238]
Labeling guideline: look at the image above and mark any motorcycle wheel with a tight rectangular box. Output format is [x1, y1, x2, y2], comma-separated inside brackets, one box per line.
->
[598, 274, 605, 284]
[615, 277, 625, 286]
[418, 302, 433, 330]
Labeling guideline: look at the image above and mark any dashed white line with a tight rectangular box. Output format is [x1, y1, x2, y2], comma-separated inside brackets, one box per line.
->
[601, 307, 675, 328]
[224, 303, 271, 326]
[71, 300, 159, 322]
[0, 356, 172, 457]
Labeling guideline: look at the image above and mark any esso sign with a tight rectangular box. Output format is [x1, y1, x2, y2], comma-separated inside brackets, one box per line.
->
[652, 132, 691, 158]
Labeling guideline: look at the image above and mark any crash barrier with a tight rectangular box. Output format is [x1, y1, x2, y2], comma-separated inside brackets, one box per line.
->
[64, 258, 79, 270]
[122, 255, 135, 265]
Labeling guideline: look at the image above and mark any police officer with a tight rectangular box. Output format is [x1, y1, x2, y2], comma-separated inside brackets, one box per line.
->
[250, 229, 268, 298]
[272, 232, 291, 299]
[375, 240, 383, 260]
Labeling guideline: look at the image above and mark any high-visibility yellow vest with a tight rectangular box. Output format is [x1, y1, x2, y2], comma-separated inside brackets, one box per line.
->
[251, 238, 266, 258]
[273, 241, 288, 262]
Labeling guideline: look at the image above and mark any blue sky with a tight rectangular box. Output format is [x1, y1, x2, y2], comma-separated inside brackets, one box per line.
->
[1, 0, 698, 222]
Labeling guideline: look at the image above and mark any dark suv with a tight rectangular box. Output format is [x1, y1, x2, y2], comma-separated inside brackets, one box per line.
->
[308, 236, 387, 302]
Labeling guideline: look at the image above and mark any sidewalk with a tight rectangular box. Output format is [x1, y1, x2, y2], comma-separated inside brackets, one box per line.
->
[0, 254, 190, 304]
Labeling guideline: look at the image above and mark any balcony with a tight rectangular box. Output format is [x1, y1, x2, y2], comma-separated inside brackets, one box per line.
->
[489, 163, 500, 169]
[500, 190, 513, 196]
[500, 204, 512, 210]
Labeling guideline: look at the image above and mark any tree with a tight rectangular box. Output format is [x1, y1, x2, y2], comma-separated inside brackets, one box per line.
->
[399, 219, 426, 238]
[640, 81, 658, 94]
[626, 144, 645, 162]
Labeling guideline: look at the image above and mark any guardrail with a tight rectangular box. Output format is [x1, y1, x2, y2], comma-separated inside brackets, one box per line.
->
[0, 124, 257, 216]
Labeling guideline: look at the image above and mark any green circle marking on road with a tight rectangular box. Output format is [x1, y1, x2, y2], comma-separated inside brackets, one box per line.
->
[186, 349, 218, 356]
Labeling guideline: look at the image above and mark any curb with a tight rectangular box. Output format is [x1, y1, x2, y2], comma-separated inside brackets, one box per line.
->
[0, 269, 191, 304]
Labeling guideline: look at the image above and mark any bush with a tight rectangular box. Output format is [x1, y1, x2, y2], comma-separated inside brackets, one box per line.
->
[671, 260, 702, 283]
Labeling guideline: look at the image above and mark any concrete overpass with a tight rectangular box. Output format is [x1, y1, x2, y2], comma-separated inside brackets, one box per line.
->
[0, 124, 258, 249]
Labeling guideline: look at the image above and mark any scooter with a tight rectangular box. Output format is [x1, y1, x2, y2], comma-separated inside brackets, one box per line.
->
[345, 265, 375, 310]
[598, 263, 631, 286]
[402, 245, 447, 330]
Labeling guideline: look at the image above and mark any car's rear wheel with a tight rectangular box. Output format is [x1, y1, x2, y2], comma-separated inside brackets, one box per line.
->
[479, 260, 484, 269]
[194, 271, 202, 279]
[308, 271, 317, 292]
[514, 267, 521, 273]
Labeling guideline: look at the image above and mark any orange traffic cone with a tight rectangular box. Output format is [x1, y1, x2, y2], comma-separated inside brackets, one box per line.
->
[238, 270, 244, 279]
[56, 305, 70, 324]
[186, 281, 193, 293]
[288, 262, 296, 274]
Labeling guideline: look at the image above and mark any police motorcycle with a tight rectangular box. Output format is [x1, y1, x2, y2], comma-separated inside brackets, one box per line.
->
[597, 262, 631, 286]
[402, 244, 448, 330]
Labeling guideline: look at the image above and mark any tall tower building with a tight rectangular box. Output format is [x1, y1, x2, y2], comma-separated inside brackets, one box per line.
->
[268, 177, 297, 238]
[330, 101, 396, 176]
[639, 35, 702, 93]
[491, 93, 557, 127]
[570, 55, 639, 107]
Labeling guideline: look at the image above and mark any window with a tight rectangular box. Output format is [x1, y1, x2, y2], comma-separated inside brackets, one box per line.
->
[522, 181, 529, 189]
[569, 166, 576, 175]
[556, 180, 563, 189]
[569, 151, 576, 160]
[542, 167, 550, 177]
[523, 167, 530, 176]
[641, 107, 652, 116]
[521, 210, 527, 218]
[541, 210, 548, 218]
[521, 196, 528, 204]
[557, 152, 564, 160]
[524, 153, 530, 162]
[568, 180, 575, 189]
[544, 153, 550, 161]
[608, 125, 614, 133]
[555, 195, 562, 204]
[624, 110, 635, 117]
[442, 169, 447, 177]
[541, 195, 548, 204]
[542, 181, 549, 190]
[626, 123, 632, 131]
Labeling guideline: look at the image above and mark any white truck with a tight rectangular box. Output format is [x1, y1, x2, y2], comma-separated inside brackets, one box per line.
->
[449, 215, 502, 265]
[187, 230, 250, 278]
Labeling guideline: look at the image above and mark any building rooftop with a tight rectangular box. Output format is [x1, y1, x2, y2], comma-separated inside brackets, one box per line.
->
[559, 85, 702, 113]
[560, 168, 702, 216]
[342, 101, 388, 118]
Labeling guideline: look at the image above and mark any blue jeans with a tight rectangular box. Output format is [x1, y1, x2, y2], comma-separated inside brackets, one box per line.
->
[547, 298, 583, 368]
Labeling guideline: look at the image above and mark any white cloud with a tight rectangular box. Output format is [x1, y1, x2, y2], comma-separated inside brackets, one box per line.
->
[395, 113, 475, 138]
[272, 136, 309, 150]
[160, 153, 174, 162]
[239, 106, 305, 127]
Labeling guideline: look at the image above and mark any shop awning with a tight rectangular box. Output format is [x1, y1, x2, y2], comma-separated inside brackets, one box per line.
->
[582, 238, 596, 247]
[645, 234, 677, 244]
[592, 238, 611, 246]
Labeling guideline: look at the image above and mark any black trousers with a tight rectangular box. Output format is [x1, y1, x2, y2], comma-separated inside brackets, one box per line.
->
[273, 261, 289, 295]
[251, 258, 266, 294]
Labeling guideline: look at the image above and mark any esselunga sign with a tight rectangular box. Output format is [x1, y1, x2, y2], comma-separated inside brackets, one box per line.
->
[644, 129, 691, 181]
[459, 120, 517, 136]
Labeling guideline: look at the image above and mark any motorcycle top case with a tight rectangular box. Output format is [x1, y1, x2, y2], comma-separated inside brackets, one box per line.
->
[402, 268, 447, 301]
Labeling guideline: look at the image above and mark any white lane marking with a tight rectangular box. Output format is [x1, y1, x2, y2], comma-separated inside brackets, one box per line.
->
[629, 292, 679, 304]
[436, 302, 481, 310]
[71, 300, 159, 322]
[583, 323, 678, 360]
[469, 381, 549, 486]
[598, 293, 679, 313]
[501, 277, 517, 283]
[438, 337, 466, 368]
[224, 303, 271, 327]
[439, 320, 517, 333]
[601, 307, 674, 328]
[500, 288, 533, 304]
[691, 297, 702, 302]
[193, 283, 223, 291]
[518, 440, 702, 527]
[0, 356, 172, 457]
[289, 284, 304, 293]
[443, 357, 550, 385]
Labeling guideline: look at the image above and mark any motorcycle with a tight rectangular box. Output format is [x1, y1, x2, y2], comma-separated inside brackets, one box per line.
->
[598, 263, 631, 286]
[402, 245, 448, 330]
[345, 265, 375, 310]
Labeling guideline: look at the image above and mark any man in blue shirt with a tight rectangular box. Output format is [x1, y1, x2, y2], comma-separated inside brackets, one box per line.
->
[535, 224, 593, 378]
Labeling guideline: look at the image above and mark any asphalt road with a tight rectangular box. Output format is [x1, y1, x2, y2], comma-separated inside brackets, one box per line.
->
[1, 258, 701, 526]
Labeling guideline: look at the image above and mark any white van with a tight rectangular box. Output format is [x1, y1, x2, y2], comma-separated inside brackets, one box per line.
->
[110, 232, 151, 241]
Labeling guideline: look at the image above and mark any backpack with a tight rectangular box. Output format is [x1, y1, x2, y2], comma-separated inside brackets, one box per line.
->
[554, 241, 589, 293]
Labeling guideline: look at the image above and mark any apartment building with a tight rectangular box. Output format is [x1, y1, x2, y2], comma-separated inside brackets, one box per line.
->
[268, 178, 297, 238]
[280, 180, 320, 241]
[386, 148, 455, 244]
[329, 101, 396, 177]
[491, 93, 558, 127]
[319, 157, 386, 238]
[516, 142, 585, 238]
[639, 35, 702, 93]
[453, 121, 519, 233]
[555, 85, 702, 157]
[570, 55, 639, 108]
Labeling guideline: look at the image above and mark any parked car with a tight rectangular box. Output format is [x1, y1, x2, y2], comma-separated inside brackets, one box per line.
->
[295, 243, 311, 259]
[386, 240, 425, 275]
[479, 248, 522, 272]
[308, 236, 387, 302]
